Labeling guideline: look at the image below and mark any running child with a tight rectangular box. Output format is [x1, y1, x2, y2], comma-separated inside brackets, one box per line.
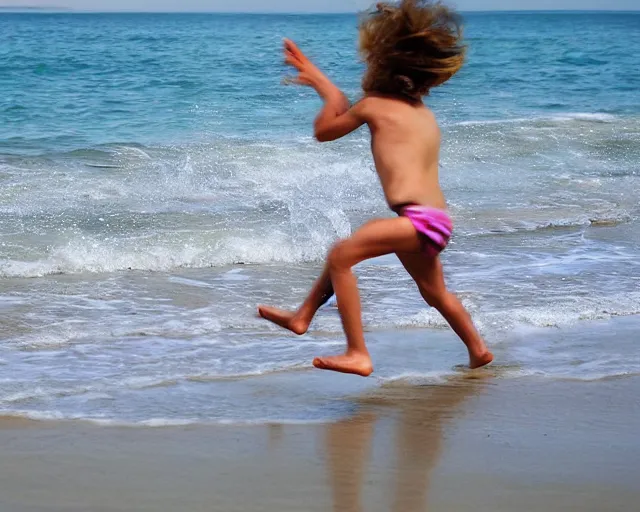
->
[259, 0, 494, 376]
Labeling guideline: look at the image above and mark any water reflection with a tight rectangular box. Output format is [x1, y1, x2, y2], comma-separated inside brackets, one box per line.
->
[324, 374, 491, 512]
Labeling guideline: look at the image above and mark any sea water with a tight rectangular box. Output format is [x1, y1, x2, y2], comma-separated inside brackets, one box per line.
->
[1, 12, 639, 424]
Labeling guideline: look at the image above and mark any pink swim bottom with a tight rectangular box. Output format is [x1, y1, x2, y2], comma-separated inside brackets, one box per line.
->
[394, 204, 453, 257]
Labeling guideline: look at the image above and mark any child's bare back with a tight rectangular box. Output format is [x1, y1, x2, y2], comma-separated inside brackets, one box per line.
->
[356, 95, 446, 210]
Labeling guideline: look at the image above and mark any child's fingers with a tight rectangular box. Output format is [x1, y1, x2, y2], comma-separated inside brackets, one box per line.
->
[284, 47, 300, 60]
[284, 55, 299, 68]
[284, 39, 307, 62]
[284, 51, 304, 70]
[283, 38, 299, 53]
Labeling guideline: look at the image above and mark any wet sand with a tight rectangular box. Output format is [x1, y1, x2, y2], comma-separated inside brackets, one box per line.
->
[1, 375, 639, 512]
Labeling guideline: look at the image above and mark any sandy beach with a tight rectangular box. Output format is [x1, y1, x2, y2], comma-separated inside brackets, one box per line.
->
[2, 372, 638, 512]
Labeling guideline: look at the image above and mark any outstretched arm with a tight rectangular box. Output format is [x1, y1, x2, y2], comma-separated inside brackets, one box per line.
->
[284, 39, 365, 142]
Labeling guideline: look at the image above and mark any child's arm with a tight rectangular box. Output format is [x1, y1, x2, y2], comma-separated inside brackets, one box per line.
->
[313, 98, 366, 142]
[311, 76, 365, 142]
[284, 39, 366, 142]
[310, 73, 351, 117]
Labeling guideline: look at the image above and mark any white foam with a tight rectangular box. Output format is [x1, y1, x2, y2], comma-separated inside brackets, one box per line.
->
[184, 362, 310, 382]
[13, 328, 89, 350]
[2, 389, 50, 404]
[368, 291, 640, 337]
[0, 296, 26, 306]
[550, 112, 617, 123]
[550, 372, 640, 383]
[0, 234, 329, 278]
[1, 384, 97, 404]
[454, 112, 617, 127]
[0, 410, 330, 428]
[496, 292, 640, 330]
[167, 276, 216, 288]
[456, 117, 531, 126]
[369, 309, 449, 330]
[112, 315, 223, 338]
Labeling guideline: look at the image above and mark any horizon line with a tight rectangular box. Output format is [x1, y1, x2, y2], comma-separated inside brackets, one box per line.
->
[1, 8, 639, 14]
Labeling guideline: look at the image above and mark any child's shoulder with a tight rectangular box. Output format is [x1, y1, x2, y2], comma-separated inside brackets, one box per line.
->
[356, 94, 434, 120]
[353, 94, 400, 115]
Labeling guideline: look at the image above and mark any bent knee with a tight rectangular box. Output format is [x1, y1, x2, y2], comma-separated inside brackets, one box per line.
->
[327, 240, 355, 272]
[419, 286, 452, 309]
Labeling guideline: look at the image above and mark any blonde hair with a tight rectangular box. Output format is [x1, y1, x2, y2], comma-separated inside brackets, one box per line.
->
[359, 0, 466, 98]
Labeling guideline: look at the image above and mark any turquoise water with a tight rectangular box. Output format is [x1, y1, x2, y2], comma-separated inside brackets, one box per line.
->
[1, 12, 639, 424]
[2, 12, 639, 151]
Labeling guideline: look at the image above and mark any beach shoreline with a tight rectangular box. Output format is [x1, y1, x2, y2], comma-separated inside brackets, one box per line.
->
[2, 313, 640, 427]
[1, 373, 638, 512]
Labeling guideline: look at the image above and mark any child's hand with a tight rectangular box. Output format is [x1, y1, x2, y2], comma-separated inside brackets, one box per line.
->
[283, 39, 324, 87]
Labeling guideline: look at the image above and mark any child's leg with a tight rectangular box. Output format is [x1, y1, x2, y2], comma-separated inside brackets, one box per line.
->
[396, 252, 493, 369]
[258, 265, 333, 335]
[313, 217, 425, 376]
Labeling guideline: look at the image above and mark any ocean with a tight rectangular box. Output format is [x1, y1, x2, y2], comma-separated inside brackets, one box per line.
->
[1, 11, 639, 425]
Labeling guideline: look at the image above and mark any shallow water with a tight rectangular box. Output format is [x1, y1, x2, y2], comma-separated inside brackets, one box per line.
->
[1, 12, 639, 424]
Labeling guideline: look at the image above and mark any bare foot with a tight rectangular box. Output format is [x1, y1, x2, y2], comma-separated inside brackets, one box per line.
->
[313, 352, 374, 377]
[469, 351, 494, 369]
[257, 306, 309, 335]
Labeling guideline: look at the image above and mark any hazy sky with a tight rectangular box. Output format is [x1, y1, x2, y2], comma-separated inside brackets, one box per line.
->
[1, 0, 638, 11]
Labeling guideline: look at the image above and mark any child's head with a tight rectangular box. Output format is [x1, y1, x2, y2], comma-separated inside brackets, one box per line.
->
[359, 0, 466, 99]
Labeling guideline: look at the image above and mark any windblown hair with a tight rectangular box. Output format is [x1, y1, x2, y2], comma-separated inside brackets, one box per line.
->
[359, 0, 466, 98]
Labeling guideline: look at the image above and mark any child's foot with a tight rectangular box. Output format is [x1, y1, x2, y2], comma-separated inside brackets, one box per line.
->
[469, 351, 494, 369]
[257, 306, 309, 335]
[313, 352, 374, 377]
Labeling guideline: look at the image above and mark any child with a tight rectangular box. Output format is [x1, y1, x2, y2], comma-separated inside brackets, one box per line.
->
[259, 0, 493, 376]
